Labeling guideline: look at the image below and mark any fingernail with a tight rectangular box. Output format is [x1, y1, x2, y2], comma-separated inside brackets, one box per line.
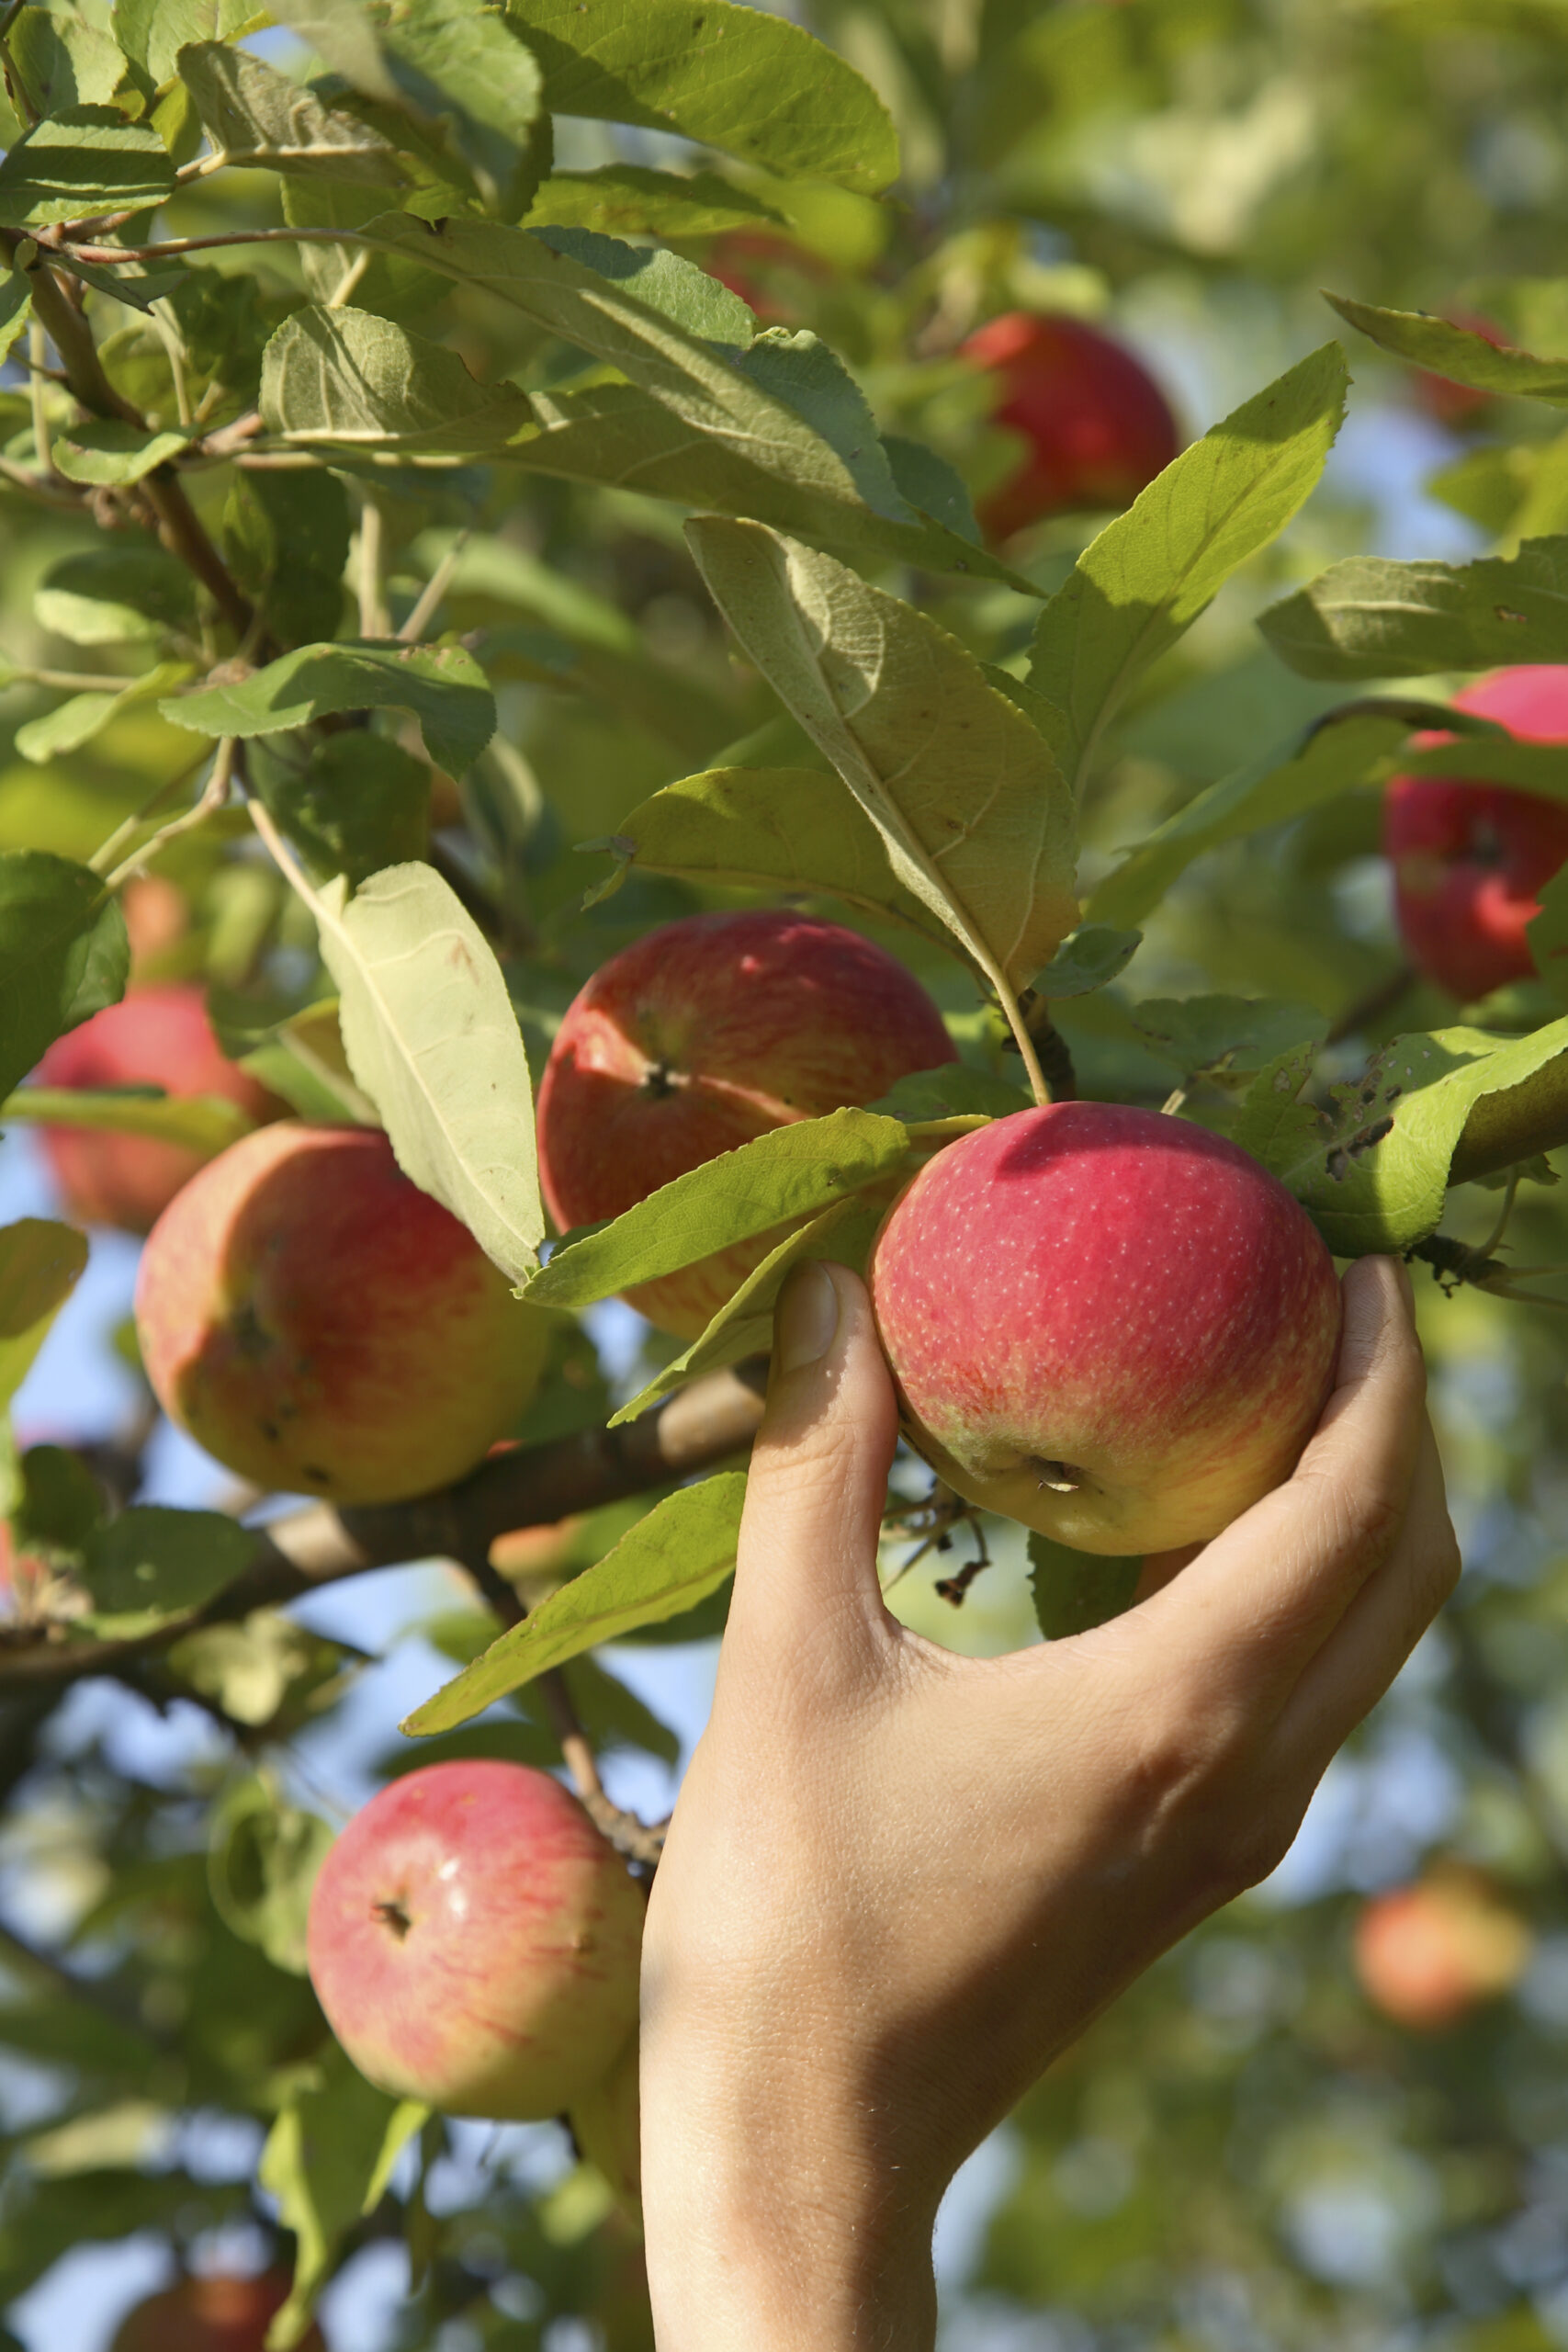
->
[774, 1261, 840, 1374]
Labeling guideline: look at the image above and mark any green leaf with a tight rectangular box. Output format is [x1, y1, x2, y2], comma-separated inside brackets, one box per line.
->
[525, 164, 784, 239]
[531, 224, 757, 344]
[1236, 1020, 1568, 1257]
[525, 1105, 910, 1312]
[1029, 1533, 1143, 1636]
[686, 519, 1078, 993]
[51, 419, 194, 486]
[0, 1219, 88, 1420]
[270, 0, 543, 219]
[1530, 866, 1568, 1002]
[209, 1776, 335, 1974]
[1130, 995, 1325, 1083]
[11, 0, 131, 112]
[1088, 707, 1422, 929]
[254, 731, 429, 887]
[504, 0, 898, 192]
[310, 862, 544, 1285]
[607, 1191, 890, 1426]
[169, 1609, 357, 1730]
[1030, 345, 1350, 797]
[15, 662, 189, 764]
[0, 850, 129, 1100]
[0, 270, 30, 368]
[115, 0, 264, 92]
[79, 1505, 258, 1632]
[35, 541, 196, 645]
[1258, 537, 1568, 681]
[1035, 924, 1143, 1000]
[349, 213, 1031, 587]
[10, 1442, 104, 1554]
[867, 1065, 1027, 1121]
[403, 1472, 749, 1731]
[49, 251, 187, 312]
[1326, 292, 1568, 406]
[3, 1085, 254, 1154]
[261, 304, 536, 456]
[177, 40, 405, 181]
[0, 105, 175, 229]
[283, 173, 447, 318]
[221, 466, 351, 650]
[583, 765, 940, 944]
[163, 639, 494, 776]
[260, 2045, 427, 2348]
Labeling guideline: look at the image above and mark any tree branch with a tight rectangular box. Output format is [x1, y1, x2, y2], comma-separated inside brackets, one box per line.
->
[0, 1362, 769, 1690]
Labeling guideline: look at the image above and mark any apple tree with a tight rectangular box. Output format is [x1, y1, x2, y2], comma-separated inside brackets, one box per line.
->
[4, 1, 1568, 2346]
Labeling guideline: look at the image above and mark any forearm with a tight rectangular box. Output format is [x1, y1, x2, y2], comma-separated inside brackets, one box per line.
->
[641, 2041, 941, 2351]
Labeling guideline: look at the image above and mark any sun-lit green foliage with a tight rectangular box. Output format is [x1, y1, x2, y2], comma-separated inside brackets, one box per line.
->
[6, 1, 1568, 2346]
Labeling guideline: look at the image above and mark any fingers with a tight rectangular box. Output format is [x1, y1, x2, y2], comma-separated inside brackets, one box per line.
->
[726, 1261, 899, 1657]
[1273, 1411, 1459, 1772]
[1115, 1257, 1428, 1718]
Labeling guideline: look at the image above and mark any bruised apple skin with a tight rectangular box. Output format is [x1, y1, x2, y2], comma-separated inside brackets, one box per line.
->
[306, 1760, 645, 2120]
[958, 311, 1179, 541]
[110, 2271, 323, 2352]
[135, 1123, 548, 1503]
[36, 984, 280, 1235]
[1384, 666, 1568, 1001]
[535, 909, 956, 1339]
[869, 1103, 1343, 1556]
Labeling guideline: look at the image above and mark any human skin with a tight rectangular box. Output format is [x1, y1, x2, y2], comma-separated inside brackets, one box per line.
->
[307, 1759, 645, 2119]
[135, 1123, 549, 1502]
[535, 909, 955, 1338]
[958, 311, 1179, 539]
[869, 1102, 1343, 1554]
[1353, 1870, 1532, 2030]
[1384, 666, 1568, 1000]
[110, 2270, 322, 2352]
[36, 984, 278, 1235]
[640, 1255, 1458, 2349]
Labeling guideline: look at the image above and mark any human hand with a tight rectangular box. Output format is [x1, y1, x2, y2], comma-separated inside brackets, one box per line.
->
[639, 1255, 1458, 2350]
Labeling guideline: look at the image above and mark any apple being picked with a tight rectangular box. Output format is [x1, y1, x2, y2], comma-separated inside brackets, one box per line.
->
[1354, 1869, 1533, 2030]
[958, 311, 1179, 541]
[869, 1102, 1342, 1555]
[536, 909, 956, 1338]
[1384, 666, 1568, 1001]
[36, 983, 280, 1235]
[135, 1123, 548, 1502]
[307, 1759, 644, 2119]
[110, 2271, 322, 2352]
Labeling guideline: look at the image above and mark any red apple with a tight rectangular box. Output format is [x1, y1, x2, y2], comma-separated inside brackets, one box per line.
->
[134, 1123, 549, 1503]
[1410, 310, 1506, 426]
[1384, 666, 1568, 1001]
[958, 311, 1179, 540]
[307, 1759, 644, 2120]
[1354, 1869, 1533, 2030]
[36, 984, 280, 1235]
[535, 910, 955, 1338]
[868, 1102, 1342, 1555]
[110, 2271, 322, 2352]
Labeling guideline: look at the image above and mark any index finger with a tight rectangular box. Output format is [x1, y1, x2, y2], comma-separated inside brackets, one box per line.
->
[1113, 1256, 1427, 1722]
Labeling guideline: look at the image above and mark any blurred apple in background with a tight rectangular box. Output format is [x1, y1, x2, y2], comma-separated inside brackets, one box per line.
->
[1384, 666, 1568, 1001]
[957, 311, 1179, 539]
[35, 985, 281, 1235]
[1354, 1867, 1533, 2030]
[110, 2270, 323, 2351]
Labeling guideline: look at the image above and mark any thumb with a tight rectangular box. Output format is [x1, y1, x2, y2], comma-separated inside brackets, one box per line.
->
[727, 1260, 899, 1655]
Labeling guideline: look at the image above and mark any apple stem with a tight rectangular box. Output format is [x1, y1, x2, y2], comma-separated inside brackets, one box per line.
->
[995, 973, 1053, 1107]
